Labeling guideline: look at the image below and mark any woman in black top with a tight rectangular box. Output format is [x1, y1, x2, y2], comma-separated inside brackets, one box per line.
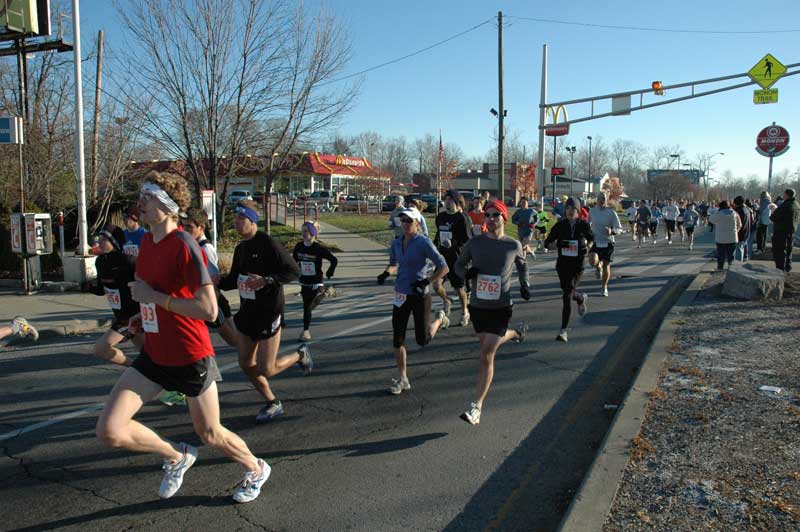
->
[84, 224, 142, 366]
[292, 221, 338, 341]
[544, 198, 594, 342]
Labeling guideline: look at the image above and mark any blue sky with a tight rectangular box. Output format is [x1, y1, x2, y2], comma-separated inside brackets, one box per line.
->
[80, 0, 800, 180]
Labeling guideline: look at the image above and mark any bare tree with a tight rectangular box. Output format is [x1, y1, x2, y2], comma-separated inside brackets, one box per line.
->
[113, 0, 359, 231]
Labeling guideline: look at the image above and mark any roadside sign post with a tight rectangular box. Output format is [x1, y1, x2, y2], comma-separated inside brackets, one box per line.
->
[756, 123, 790, 193]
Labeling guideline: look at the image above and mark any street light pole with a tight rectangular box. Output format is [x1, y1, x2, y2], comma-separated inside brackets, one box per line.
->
[587, 136, 592, 194]
[566, 146, 576, 197]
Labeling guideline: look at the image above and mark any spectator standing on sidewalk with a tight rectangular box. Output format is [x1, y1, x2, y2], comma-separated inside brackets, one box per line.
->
[710, 200, 741, 270]
[754, 192, 775, 254]
[733, 196, 752, 262]
[770, 188, 800, 272]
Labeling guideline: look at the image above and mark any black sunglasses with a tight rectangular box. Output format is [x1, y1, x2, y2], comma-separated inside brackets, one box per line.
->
[485, 212, 503, 219]
[400, 217, 414, 224]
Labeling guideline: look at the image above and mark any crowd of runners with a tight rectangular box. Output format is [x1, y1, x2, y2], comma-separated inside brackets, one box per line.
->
[4, 170, 798, 505]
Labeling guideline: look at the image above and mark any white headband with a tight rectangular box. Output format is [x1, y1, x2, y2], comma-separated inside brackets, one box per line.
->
[141, 182, 180, 215]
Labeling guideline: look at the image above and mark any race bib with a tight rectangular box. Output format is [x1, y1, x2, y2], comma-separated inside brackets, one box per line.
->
[439, 230, 452, 247]
[393, 291, 407, 308]
[472, 224, 483, 236]
[301, 261, 316, 276]
[237, 274, 256, 300]
[394, 217, 403, 229]
[563, 240, 579, 257]
[595, 242, 608, 248]
[104, 287, 121, 310]
[123, 243, 139, 257]
[140, 302, 159, 333]
[677, 216, 684, 222]
[476, 274, 501, 300]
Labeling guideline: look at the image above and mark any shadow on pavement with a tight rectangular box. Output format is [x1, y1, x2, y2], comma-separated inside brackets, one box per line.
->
[7, 495, 231, 532]
[443, 276, 691, 532]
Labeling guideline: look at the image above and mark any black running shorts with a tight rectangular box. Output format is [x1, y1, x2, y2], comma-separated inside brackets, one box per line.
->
[132, 350, 221, 397]
[590, 242, 614, 263]
[665, 220, 676, 232]
[444, 254, 465, 289]
[392, 293, 432, 348]
[235, 306, 285, 341]
[206, 292, 233, 329]
[469, 305, 512, 336]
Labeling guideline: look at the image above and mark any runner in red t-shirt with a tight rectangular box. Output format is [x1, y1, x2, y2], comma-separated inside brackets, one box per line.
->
[96, 171, 270, 504]
[467, 196, 487, 238]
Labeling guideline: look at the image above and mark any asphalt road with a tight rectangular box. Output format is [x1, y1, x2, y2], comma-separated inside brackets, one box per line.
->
[0, 228, 716, 532]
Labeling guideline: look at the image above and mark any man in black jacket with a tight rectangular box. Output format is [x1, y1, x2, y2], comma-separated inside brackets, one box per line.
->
[770, 189, 800, 272]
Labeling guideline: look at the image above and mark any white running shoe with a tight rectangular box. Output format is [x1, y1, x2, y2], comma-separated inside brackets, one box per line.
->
[652, 239, 657, 245]
[159, 443, 198, 499]
[577, 294, 588, 316]
[668, 240, 672, 245]
[389, 377, 411, 395]
[299, 330, 311, 342]
[298, 344, 313, 375]
[556, 329, 569, 342]
[689, 244, 693, 251]
[602, 288, 609, 297]
[460, 311, 470, 327]
[443, 298, 452, 317]
[232, 459, 272, 503]
[461, 402, 481, 425]
[437, 310, 450, 330]
[12, 316, 38, 341]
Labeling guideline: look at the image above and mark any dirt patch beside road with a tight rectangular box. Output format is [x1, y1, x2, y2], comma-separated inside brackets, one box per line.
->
[605, 271, 800, 531]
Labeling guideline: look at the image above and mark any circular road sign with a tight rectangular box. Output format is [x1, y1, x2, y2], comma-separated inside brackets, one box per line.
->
[756, 124, 790, 157]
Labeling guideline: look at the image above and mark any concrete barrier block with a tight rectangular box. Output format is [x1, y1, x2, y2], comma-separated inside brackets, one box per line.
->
[722, 262, 784, 301]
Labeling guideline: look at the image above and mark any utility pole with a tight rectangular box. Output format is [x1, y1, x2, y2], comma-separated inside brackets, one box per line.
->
[497, 11, 504, 203]
[91, 29, 104, 199]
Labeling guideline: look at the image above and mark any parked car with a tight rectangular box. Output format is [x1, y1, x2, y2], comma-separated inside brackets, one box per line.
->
[459, 190, 475, 203]
[419, 194, 442, 213]
[382, 195, 405, 212]
[226, 189, 253, 205]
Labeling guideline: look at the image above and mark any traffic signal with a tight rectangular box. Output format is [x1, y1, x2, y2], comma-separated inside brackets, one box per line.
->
[652, 81, 665, 96]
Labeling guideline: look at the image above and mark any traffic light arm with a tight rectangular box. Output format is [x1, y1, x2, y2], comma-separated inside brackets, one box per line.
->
[539, 65, 800, 128]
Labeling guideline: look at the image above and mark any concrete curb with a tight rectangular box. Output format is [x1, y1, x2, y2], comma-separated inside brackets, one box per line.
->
[556, 269, 712, 532]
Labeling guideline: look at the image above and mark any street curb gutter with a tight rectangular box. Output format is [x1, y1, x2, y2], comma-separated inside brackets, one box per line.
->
[556, 270, 712, 532]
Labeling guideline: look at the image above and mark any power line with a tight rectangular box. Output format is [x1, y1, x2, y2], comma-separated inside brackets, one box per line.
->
[319, 17, 494, 86]
[506, 15, 800, 35]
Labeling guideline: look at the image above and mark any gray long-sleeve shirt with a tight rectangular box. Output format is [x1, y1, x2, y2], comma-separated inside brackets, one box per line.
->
[454, 234, 529, 309]
[588, 207, 623, 247]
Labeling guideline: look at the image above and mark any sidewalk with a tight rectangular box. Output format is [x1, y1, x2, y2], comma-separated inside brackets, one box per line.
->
[315, 219, 388, 282]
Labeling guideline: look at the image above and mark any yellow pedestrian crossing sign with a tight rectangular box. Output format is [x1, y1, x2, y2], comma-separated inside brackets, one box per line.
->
[748, 53, 786, 89]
